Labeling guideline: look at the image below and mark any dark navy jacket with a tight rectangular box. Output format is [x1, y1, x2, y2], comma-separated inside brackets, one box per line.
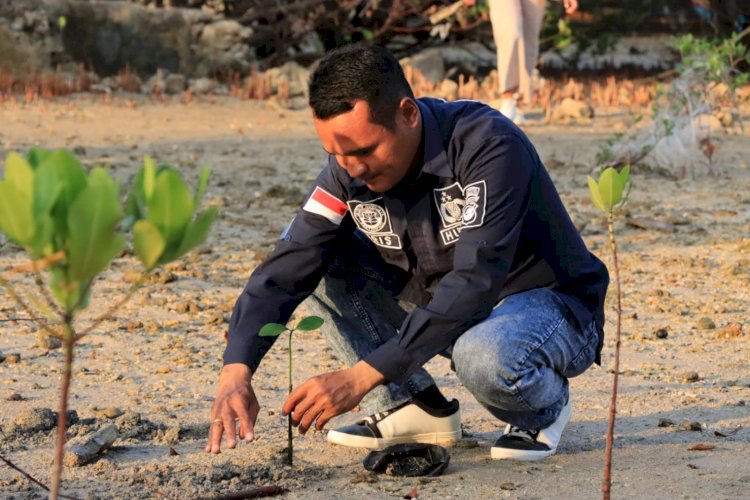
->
[224, 98, 609, 385]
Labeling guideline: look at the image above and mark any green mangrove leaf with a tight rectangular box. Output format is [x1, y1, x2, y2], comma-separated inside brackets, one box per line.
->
[598, 167, 623, 209]
[27, 214, 54, 259]
[67, 178, 125, 282]
[618, 165, 631, 193]
[48, 149, 88, 238]
[259, 323, 288, 337]
[5, 152, 34, 201]
[148, 169, 194, 247]
[143, 156, 156, 202]
[587, 176, 606, 213]
[294, 316, 324, 331]
[133, 220, 166, 270]
[195, 165, 211, 207]
[170, 207, 218, 262]
[32, 162, 61, 218]
[0, 181, 34, 244]
[26, 148, 53, 168]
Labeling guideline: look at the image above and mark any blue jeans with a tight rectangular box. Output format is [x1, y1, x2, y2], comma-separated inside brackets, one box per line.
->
[304, 232, 601, 430]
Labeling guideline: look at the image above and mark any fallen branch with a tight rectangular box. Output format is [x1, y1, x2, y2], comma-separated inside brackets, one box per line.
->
[203, 485, 286, 500]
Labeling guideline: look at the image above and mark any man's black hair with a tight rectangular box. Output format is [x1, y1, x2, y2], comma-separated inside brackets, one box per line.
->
[308, 44, 415, 128]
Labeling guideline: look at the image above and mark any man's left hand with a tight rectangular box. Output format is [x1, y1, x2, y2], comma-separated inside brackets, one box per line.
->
[283, 361, 385, 434]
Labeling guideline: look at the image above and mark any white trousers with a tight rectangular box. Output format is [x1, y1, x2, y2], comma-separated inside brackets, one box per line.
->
[489, 0, 547, 103]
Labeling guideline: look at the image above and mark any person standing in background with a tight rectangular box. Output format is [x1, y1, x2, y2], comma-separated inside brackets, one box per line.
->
[486, 0, 578, 124]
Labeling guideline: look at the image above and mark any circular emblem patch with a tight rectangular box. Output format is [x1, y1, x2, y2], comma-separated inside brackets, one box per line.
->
[353, 203, 387, 233]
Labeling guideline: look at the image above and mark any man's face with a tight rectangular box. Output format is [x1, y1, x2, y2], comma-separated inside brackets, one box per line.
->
[313, 99, 421, 193]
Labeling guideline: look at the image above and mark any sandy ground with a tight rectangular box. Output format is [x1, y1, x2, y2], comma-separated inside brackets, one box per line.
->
[0, 94, 749, 499]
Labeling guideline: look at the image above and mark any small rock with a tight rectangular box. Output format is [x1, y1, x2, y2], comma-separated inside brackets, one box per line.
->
[122, 269, 141, 284]
[34, 335, 62, 350]
[653, 328, 669, 339]
[125, 320, 144, 332]
[696, 317, 716, 330]
[0, 352, 5, 363]
[679, 421, 702, 432]
[500, 482, 518, 490]
[5, 392, 25, 401]
[94, 407, 124, 419]
[716, 322, 743, 339]
[681, 372, 701, 383]
[64, 424, 118, 467]
[658, 418, 676, 427]
[3, 353, 21, 363]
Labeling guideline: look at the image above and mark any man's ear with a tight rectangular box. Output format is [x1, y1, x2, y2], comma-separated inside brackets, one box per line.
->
[398, 98, 420, 129]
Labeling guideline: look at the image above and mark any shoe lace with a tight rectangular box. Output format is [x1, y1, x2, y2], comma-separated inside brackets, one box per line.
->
[505, 426, 540, 443]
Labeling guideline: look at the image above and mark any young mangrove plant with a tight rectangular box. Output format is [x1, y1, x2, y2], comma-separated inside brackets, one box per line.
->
[0, 149, 217, 499]
[587, 165, 631, 500]
[259, 315, 324, 466]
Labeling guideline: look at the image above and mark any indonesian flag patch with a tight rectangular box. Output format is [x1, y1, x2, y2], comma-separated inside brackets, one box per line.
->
[302, 186, 348, 225]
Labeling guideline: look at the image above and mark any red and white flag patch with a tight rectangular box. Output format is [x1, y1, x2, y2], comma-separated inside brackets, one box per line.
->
[303, 186, 348, 225]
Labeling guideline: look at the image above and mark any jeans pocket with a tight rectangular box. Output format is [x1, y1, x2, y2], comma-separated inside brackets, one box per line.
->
[562, 319, 600, 378]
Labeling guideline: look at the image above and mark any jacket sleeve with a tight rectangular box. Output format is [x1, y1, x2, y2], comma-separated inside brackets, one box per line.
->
[364, 134, 536, 384]
[223, 162, 352, 372]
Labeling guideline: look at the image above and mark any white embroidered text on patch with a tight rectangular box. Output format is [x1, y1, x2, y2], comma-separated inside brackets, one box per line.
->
[303, 186, 348, 225]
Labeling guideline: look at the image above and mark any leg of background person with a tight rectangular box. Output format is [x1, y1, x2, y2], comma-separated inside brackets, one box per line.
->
[451, 288, 601, 430]
[303, 230, 438, 416]
[490, 0, 524, 96]
[519, 0, 547, 104]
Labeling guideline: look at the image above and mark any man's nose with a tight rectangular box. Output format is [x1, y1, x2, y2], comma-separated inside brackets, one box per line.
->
[338, 156, 367, 178]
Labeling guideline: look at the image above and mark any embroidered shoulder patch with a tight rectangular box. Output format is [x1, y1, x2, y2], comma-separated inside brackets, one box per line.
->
[433, 180, 487, 245]
[303, 186, 348, 225]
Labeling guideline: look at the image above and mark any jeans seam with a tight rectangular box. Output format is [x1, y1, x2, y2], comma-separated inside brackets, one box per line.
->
[345, 278, 382, 347]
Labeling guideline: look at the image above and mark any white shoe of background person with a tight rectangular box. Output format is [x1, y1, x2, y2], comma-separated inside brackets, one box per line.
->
[499, 97, 526, 125]
[327, 399, 461, 450]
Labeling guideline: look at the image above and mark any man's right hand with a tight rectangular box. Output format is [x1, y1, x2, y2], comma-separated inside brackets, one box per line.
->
[205, 363, 259, 453]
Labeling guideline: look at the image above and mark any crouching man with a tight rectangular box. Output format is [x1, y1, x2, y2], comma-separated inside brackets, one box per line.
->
[207, 43, 609, 461]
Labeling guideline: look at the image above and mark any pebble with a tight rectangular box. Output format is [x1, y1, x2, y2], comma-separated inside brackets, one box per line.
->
[696, 317, 716, 330]
[658, 418, 676, 427]
[716, 322, 743, 339]
[34, 335, 62, 349]
[681, 372, 701, 383]
[94, 407, 125, 419]
[653, 328, 669, 339]
[680, 421, 702, 432]
[3, 353, 21, 363]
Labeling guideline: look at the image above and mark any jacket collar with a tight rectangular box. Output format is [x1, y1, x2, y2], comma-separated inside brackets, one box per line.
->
[417, 99, 452, 178]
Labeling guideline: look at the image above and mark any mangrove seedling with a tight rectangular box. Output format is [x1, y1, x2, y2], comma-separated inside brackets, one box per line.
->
[0, 150, 217, 499]
[587, 165, 631, 500]
[259, 315, 324, 465]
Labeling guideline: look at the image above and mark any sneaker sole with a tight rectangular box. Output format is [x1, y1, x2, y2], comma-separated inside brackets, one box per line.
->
[327, 429, 461, 450]
[490, 446, 556, 461]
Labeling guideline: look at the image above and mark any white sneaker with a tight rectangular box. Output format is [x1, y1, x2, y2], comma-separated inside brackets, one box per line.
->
[327, 399, 461, 450]
[499, 97, 525, 125]
[490, 398, 572, 461]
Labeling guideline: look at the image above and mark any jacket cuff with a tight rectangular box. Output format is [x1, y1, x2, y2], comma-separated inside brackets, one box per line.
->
[222, 333, 276, 373]
[364, 339, 416, 386]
